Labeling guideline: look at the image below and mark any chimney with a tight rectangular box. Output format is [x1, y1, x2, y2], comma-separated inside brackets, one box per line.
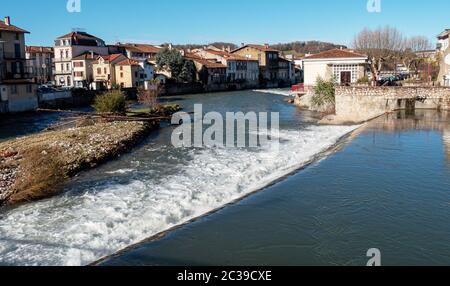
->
[264, 43, 269, 49]
[222, 46, 225, 52]
[90, 50, 94, 59]
[227, 46, 231, 52]
[241, 43, 245, 47]
[4, 16, 10, 26]
[168, 43, 173, 50]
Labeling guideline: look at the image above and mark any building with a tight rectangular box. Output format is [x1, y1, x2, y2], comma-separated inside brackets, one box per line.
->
[302, 49, 368, 86]
[25, 46, 53, 84]
[115, 43, 161, 62]
[71, 51, 99, 88]
[53, 31, 109, 88]
[193, 49, 259, 87]
[0, 16, 37, 113]
[185, 54, 227, 87]
[437, 30, 450, 86]
[231, 44, 281, 86]
[278, 57, 294, 84]
[115, 58, 142, 88]
[92, 54, 127, 90]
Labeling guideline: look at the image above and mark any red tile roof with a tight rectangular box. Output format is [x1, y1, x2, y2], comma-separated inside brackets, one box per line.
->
[232, 44, 279, 53]
[26, 46, 53, 54]
[72, 51, 100, 60]
[191, 58, 226, 69]
[203, 49, 257, 62]
[0, 19, 29, 33]
[94, 54, 124, 64]
[304, 49, 367, 60]
[116, 58, 140, 66]
[117, 43, 161, 54]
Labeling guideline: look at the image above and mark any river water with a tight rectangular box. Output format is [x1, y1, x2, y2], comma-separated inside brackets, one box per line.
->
[1, 90, 449, 266]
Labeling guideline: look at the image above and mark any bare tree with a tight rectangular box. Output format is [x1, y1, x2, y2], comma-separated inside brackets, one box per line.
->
[353, 26, 406, 83]
[137, 81, 164, 110]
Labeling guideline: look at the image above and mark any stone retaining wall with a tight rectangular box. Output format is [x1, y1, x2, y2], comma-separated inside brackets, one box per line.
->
[312, 86, 450, 124]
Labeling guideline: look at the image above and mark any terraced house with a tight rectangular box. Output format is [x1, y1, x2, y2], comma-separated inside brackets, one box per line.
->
[231, 44, 283, 87]
[0, 16, 37, 113]
[25, 46, 53, 84]
[193, 49, 260, 88]
[53, 31, 109, 88]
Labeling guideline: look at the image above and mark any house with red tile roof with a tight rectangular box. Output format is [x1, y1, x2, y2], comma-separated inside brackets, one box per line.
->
[231, 44, 289, 87]
[54, 31, 109, 88]
[25, 46, 54, 84]
[0, 16, 38, 113]
[92, 54, 127, 89]
[302, 48, 368, 86]
[194, 49, 259, 87]
[116, 43, 162, 62]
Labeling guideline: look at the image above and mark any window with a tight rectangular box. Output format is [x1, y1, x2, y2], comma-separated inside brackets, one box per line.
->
[11, 85, 18, 94]
[15, 33, 19, 40]
[60, 50, 64, 59]
[120, 66, 123, 71]
[120, 72, 123, 78]
[104, 68, 107, 74]
[67, 76, 71, 86]
[97, 68, 102, 75]
[135, 71, 138, 78]
[61, 63, 64, 71]
[65, 50, 69, 58]
[66, 63, 70, 71]
[26, 85, 32, 93]
[74, 61, 84, 68]
[0, 32, 2, 39]
[333, 64, 359, 84]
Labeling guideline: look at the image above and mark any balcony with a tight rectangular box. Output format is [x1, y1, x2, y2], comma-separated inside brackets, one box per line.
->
[3, 72, 31, 80]
[2, 52, 26, 60]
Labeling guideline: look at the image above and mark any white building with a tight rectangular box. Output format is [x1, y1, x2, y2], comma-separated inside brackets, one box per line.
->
[53, 31, 109, 88]
[303, 49, 368, 86]
[437, 30, 450, 86]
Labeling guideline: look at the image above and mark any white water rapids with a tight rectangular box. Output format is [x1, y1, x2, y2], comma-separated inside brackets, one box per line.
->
[0, 125, 357, 266]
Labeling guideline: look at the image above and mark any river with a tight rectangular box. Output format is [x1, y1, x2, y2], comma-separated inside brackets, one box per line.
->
[1, 90, 449, 266]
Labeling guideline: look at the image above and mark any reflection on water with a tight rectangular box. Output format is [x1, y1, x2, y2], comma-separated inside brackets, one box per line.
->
[102, 109, 450, 266]
[374, 110, 450, 166]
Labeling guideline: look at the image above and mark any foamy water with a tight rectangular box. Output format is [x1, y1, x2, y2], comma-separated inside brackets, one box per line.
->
[253, 89, 294, 97]
[0, 125, 357, 266]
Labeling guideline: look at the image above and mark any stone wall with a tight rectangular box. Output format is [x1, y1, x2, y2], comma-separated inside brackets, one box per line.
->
[320, 86, 450, 124]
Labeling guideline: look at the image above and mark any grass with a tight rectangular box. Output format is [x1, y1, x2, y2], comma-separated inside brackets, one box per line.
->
[0, 121, 154, 206]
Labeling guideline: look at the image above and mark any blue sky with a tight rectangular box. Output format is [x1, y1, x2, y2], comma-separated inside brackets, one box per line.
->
[3, 0, 450, 47]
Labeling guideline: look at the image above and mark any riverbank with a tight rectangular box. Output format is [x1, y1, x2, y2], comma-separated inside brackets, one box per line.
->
[0, 121, 155, 206]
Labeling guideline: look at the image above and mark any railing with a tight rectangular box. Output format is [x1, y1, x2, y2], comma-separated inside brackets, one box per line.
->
[3, 72, 31, 80]
[291, 83, 304, 92]
[2, 52, 25, 60]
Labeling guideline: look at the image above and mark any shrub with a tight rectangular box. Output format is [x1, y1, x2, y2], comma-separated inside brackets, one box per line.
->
[93, 90, 127, 114]
[312, 76, 336, 108]
[357, 75, 369, 84]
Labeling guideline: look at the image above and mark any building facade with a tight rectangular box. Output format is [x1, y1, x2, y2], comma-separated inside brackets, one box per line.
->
[71, 51, 99, 88]
[0, 16, 37, 113]
[303, 49, 368, 86]
[193, 49, 259, 87]
[231, 44, 281, 86]
[53, 31, 109, 88]
[92, 54, 127, 90]
[437, 30, 450, 86]
[25, 46, 53, 84]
